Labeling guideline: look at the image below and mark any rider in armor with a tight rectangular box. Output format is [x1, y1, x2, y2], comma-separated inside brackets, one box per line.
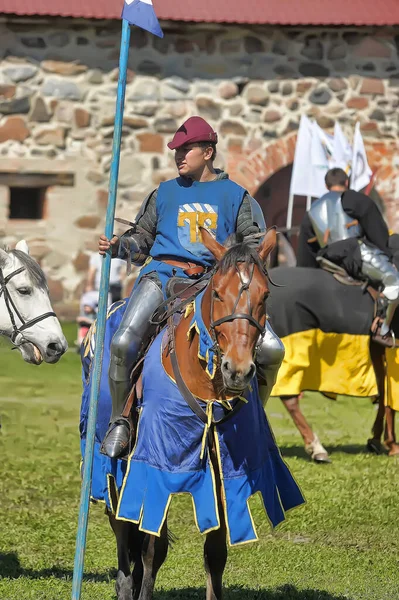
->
[297, 167, 399, 347]
[99, 116, 285, 458]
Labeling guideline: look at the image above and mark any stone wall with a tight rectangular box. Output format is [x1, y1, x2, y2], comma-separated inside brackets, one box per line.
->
[0, 17, 398, 315]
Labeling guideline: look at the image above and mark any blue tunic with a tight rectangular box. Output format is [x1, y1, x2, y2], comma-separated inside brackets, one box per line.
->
[150, 177, 246, 266]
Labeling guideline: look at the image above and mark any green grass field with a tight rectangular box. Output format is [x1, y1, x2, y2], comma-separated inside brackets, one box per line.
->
[0, 323, 398, 600]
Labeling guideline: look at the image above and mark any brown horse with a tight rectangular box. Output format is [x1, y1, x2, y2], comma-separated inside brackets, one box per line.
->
[108, 227, 303, 600]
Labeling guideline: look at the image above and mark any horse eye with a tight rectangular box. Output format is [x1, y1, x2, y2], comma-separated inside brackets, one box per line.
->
[17, 287, 32, 296]
[214, 290, 222, 301]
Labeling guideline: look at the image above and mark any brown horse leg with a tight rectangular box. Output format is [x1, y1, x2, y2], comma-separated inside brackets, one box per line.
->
[368, 342, 387, 454]
[204, 439, 228, 600]
[280, 395, 330, 462]
[137, 522, 169, 600]
[108, 513, 135, 600]
[280, 395, 315, 446]
[385, 406, 399, 456]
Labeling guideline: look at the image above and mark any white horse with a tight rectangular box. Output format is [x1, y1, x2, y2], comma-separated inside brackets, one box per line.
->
[0, 240, 67, 364]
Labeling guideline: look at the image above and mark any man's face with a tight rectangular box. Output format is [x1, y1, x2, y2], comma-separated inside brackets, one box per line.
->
[174, 143, 213, 177]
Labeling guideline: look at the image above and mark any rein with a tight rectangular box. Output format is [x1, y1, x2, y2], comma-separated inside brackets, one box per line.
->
[0, 265, 56, 345]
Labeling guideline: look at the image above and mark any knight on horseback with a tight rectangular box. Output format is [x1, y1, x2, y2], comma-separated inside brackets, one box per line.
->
[99, 115, 285, 459]
[297, 167, 399, 347]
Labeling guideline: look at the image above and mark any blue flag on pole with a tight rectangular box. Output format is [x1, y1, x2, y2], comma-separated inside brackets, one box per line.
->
[122, 0, 164, 38]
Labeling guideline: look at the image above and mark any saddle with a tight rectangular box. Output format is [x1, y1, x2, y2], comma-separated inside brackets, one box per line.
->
[116, 276, 209, 459]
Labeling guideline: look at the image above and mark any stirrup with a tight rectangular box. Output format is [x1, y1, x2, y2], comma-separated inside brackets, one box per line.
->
[100, 417, 133, 460]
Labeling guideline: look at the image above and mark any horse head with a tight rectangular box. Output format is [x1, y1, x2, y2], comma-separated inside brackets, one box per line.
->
[0, 241, 68, 364]
[200, 227, 277, 395]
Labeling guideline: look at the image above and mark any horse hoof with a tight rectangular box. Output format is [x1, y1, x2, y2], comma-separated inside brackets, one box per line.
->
[366, 438, 386, 455]
[115, 571, 134, 600]
[305, 434, 331, 464]
[313, 452, 331, 464]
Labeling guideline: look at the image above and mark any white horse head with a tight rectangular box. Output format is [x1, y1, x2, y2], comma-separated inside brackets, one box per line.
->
[0, 241, 68, 364]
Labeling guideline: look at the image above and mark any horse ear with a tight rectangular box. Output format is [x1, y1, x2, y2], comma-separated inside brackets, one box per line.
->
[0, 248, 11, 268]
[199, 227, 226, 262]
[257, 227, 277, 262]
[15, 240, 30, 254]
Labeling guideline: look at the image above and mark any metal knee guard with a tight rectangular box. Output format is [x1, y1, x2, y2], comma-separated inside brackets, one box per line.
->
[359, 242, 399, 335]
[255, 321, 285, 405]
[109, 276, 163, 417]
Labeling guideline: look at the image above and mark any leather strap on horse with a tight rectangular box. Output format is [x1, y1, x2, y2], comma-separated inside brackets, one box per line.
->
[167, 315, 245, 428]
[150, 271, 213, 326]
[121, 355, 146, 418]
[161, 258, 206, 277]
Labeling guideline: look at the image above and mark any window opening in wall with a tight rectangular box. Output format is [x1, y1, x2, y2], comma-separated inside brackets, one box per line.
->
[9, 187, 46, 220]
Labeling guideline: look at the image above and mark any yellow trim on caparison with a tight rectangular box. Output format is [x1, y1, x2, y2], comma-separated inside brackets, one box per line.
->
[115, 406, 144, 522]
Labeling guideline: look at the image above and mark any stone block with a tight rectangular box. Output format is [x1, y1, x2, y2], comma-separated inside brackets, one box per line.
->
[296, 81, 313, 93]
[73, 252, 90, 272]
[353, 37, 391, 59]
[360, 78, 385, 95]
[244, 36, 264, 53]
[123, 116, 148, 129]
[301, 37, 323, 60]
[110, 68, 135, 83]
[55, 101, 74, 124]
[328, 44, 346, 60]
[75, 215, 101, 229]
[154, 118, 178, 133]
[21, 36, 46, 49]
[87, 69, 104, 84]
[263, 110, 281, 123]
[309, 87, 332, 105]
[48, 31, 70, 48]
[34, 126, 66, 148]
[218, 81, 239, 99]
[3, 65, 38, 83]
[42, 79, 84, 101]
[346, 97, 369, 109]
[41, 60, 88, 76]
[196, 96, 221, 119]
[0, 116, 30, 142]
[47, 278, 64, 303]
[164, 76, 190, 94]
[129, 80, 160, 102]
[137, 60, 162, 76]
[0, 85, 16, 99]
[244, 84, 268, 106]
[96, 189, 108, 210]
[136, 133, 163, 153]
[0, 95, 30, 114]
[86, 170, 106, 184]
[299, 63, 330, 77]
[73, 107, 91, 128]
[328, 78, 347, 92]
[369, 108, 386, 122]
[219, 120, 247, 136]
[316, 116, 335, 129]
[29, 96, 51, 122]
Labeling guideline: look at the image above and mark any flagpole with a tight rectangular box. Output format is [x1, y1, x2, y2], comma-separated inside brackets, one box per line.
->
[71, 18, 131, 600]
[286, 192, 294, 232]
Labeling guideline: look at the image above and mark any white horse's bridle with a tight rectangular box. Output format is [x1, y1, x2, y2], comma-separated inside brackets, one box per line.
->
[0, 265, 56, 345]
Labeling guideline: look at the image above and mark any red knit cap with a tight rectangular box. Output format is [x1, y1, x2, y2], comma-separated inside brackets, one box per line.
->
[167, 116, 218, 150]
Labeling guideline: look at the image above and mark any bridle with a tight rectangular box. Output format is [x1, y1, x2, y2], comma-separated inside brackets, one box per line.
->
[209, 257, 268, 362]
[0, 264, 56, 345]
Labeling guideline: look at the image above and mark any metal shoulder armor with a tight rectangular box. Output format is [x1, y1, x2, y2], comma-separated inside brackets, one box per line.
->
[307, 191, 363, 248]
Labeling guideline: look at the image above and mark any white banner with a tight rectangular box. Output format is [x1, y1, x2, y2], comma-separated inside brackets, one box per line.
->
[331, 122, 352, 172]
[289, 115, 313, 197]
[309, 121, 331, 198]
[351, 122, 372, 191]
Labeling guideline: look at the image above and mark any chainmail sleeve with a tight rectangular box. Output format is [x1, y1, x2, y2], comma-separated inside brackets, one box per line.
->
[117, 189, 158, 265]
[236, 193, 265, 240]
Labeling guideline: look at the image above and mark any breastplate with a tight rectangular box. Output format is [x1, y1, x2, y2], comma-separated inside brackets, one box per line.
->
[307, 192, 363, 248]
